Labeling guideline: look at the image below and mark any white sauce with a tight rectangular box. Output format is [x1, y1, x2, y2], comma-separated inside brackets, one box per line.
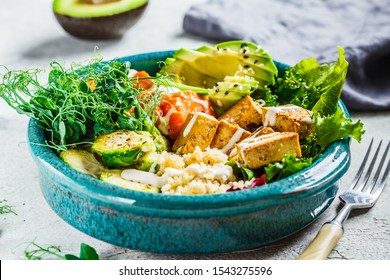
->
[186, 164, 233, 181]
[121, 169, 165, 188]
[163, 167, 183, 177]
[221, 127, 245, 154]
[263, 105, 300, 127]
[157, 107, 176, 136]
[182, 113, 199, 138]
[121, 164, 234, 189]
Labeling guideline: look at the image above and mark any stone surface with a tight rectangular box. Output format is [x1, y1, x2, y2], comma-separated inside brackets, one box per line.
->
[0, 0, 389, 260]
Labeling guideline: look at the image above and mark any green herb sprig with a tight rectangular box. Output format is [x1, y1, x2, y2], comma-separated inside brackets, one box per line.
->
[24, 241, 99, 260]
[0, 59, 166, 152]
[0, 199, 16, 215]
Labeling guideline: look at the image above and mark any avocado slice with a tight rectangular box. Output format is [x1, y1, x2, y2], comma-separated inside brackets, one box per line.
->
[160, 41, 277, 115]
[53, 0, 148, 40]
[161, 40, 278, 90]
[161, 57, 220, 88]
[209, 75, 259, 116]
[100, 169, 160, 193]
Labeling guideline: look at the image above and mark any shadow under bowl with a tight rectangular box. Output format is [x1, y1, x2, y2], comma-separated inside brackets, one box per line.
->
[27, 51, 351, 254]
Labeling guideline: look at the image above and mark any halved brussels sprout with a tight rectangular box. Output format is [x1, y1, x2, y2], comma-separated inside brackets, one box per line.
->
[154, 133, 170, 152]
[100, 169, 160, 193]
[92, 130, 156, 168]
[60, 149, 106, 178]
[134, 151, 160, 173]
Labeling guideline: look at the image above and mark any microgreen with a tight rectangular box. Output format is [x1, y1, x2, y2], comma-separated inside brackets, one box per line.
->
[24, 242, 99, 260]
[0, 58, 167, 152]
[0, 199, 16, 215]
[24, 242, 64, 260]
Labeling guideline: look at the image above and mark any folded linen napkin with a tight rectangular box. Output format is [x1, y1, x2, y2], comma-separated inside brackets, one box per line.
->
[183, 0, 390, 111]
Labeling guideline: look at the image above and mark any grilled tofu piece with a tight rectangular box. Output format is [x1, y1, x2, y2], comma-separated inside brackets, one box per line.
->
[249, 126, 275, 138]
[262, 104, 314, 138]
[218, 96, 263, 131]
[236, 131, 301, 169]
[228, 126, 275, 159]
[172, 112, 219, 154]
[210, 120, 251, 154]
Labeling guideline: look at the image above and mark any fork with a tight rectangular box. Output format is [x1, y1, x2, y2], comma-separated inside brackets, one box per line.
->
[297, 138, 390, 260]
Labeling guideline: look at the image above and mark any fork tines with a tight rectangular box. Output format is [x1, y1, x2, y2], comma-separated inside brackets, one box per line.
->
[351, 138, 390, 197]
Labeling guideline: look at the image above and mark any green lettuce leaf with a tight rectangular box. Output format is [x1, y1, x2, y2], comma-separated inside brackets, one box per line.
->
[315, 107, 365, 149]
[262, 47, 348, 116]
[265, 154, 312, 182]
[310, 47, 349, 116]
[225, 160, 255, 181]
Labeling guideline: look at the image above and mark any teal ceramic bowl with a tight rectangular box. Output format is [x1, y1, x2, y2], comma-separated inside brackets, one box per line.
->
[28, 51, 351, 254]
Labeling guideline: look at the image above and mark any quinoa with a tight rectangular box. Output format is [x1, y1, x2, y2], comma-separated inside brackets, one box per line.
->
[183, 147, 228, 166]
[154, 147, 246, 195]
[156, 151, 185, 174]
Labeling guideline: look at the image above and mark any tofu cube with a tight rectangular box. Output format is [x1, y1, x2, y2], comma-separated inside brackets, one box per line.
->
[236, 132, 301, 169]
[218, 96, 263, 131]
[262, 104, 314, 138]
[172, 112, 219, 154]
[249, 126, 275, 138]
[210, 120, 251, 154]
[228, 126, 275, 160]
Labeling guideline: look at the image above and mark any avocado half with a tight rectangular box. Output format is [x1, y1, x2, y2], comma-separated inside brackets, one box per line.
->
[53, 0, 149, 40]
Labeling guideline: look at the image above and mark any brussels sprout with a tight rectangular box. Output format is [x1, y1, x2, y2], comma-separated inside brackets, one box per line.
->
[153, 133, 170, 152]
[135, 152, 160, 173]
[91, 130, 156, 168]
[60, 149, 106, 178]
[100, 169, 160, 193]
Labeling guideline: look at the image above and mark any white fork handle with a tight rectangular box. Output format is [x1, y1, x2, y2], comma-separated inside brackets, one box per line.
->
[297, 222, 344, 260]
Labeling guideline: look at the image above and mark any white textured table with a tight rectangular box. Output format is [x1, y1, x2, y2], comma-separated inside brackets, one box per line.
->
[1, 0, 389, 260]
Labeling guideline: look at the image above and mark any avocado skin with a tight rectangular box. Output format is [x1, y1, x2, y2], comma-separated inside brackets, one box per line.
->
[54, 3, 148, 40]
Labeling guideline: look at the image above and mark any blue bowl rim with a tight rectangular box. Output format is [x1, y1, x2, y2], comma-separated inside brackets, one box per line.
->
[27, 50, 351, 208]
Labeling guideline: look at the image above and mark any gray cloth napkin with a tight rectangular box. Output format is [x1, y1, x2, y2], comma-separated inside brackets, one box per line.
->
[183, 0, 390, 111]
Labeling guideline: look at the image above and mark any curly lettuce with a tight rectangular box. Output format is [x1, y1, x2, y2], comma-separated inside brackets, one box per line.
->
[258, 47, 364, 182]
[315, 107, 364, 149]
[261, 46, 349, 117]
[265, 154, 312, 182]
